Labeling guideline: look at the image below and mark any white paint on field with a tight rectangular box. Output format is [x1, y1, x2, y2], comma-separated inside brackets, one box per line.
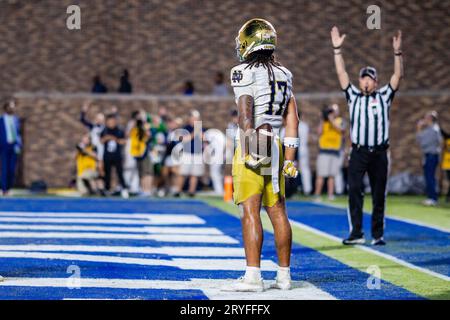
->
[0, 231, 238, 244]
[0, 251, 275, 270]
[0, 224, 223, 235]
[0, 277, 336, 300]
[0, 245, 245, 257]
[0, 215, 204, 225]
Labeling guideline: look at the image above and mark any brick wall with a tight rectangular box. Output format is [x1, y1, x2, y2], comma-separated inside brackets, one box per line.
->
[0, 0, 449, 94]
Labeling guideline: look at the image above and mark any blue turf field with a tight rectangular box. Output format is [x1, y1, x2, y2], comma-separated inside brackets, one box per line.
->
[286, 202, 450, 277]
[0, 198, 440, 299]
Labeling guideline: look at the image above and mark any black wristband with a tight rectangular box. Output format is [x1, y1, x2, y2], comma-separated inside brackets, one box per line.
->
[333, 45, 341, 49]
[395, 51, 402, 56]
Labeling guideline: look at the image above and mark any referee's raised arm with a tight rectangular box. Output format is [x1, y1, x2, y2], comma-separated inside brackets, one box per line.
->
[390, 30, 404, 91]
[331, 26, 349, 90]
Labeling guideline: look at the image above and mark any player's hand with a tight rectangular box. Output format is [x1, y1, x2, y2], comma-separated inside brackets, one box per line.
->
[331, 26, 346, 48]
[82, 100, 91, 112]
[282, 160, 298, 178]
[393, 30, 402, 52]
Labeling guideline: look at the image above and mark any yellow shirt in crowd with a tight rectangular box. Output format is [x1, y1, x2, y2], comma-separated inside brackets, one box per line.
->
[129, 127, 149, 158]
[442, 138, 450, 170]
[319, 117, 343, 151]
[76, 145, 97, 177]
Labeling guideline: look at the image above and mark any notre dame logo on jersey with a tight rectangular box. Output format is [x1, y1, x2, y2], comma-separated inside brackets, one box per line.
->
[232, 70, 243, 83]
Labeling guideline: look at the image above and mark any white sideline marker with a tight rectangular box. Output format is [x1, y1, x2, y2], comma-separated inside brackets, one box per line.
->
[0, 277, 336, 300]
[0, 224, 223, 235]
[0, 251, 276, 270]
[0, 245, 245, 257]
[0, 231, 238, 244]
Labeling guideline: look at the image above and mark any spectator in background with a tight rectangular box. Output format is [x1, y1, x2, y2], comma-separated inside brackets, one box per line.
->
[75, 134, 98, 195]
[162, 117, 183, 196]
[314, 104, 345, 201]
[158, 106, 169, 123]
[80, 101, 107, 195]
[101, 114, 129, 198]
[416, 111, 442, 206]
[204, 128, 226, 195]
[226, 109, 239, 142]
[183, 81, 195, 95]
[174, 110, 204, 197]
[298, 112, 312, 195]
[129, 112, 152, 196]
[118, 69, 133, 93]
[441, 126, 450, 203]
[0, 99, 22, 196]
[92, 75, 108, 93]
[151, 132, 167, 197]
[212, 71, 229, 96]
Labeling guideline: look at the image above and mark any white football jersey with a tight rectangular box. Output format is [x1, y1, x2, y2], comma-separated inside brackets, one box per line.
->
[230, 63, 293, 132]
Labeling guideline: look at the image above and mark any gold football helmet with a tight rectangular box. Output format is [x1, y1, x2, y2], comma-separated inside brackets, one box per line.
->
[235, 18, 277, 62]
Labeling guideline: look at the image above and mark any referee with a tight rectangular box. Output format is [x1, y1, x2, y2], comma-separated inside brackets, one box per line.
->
[330, 26, 404, 245]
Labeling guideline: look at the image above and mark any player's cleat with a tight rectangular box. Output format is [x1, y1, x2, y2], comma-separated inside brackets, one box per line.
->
[221, 276, 264, 293]
[371, 238, 386, 246]
[270, 268, 291, 290]
[342, 236, 365, 245]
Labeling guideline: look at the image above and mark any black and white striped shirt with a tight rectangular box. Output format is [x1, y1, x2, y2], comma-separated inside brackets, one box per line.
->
[344, 83, 396, 147]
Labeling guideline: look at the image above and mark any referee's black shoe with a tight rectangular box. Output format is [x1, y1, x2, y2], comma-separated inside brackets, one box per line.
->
[371, 238, 386, 246]
[342, 236, 365, 245]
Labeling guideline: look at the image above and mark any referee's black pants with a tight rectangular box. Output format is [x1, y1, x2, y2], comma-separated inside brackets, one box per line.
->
[348, 146, 388, 239]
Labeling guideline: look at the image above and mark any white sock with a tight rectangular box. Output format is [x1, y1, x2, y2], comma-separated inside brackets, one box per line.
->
[277, 266, 290, 277]
[245, 266, 261, 280]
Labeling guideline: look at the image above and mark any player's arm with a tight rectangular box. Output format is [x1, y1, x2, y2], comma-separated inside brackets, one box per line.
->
[390, 30, 403, 91]
[237, 94, 254, 156]
[331, 26, 350, 90]
[284, 96, 300, 161]
[282, 96, 300, 178]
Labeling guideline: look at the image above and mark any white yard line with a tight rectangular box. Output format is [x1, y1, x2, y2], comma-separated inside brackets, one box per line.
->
[0, 244, 245, 257]
[289, 219, 450, 282]
[0, 251, 276, 271]
[0, 224, 223, 235]
[0, 231, 238, 244]
[0, 212, 202, 220]
[0, 277, 335, 300]
[0, 216, 204, 225]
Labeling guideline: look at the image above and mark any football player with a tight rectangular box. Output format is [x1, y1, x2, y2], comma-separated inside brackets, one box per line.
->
[223, 18, 299, 292]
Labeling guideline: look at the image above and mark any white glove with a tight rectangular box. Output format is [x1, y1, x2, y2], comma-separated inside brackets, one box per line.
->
[282, 160, 298, 178]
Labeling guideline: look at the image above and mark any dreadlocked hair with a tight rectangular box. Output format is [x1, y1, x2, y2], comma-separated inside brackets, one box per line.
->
[244, 50, 286, 82]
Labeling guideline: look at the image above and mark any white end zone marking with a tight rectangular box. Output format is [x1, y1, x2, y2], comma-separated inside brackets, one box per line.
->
[0, 277, 336, 300]
[0, 215, 205, 225]
[0, 251, 276, 270]
[0, 245, 245, 257]
[0, 225, 223, 235]
[0, 232, 238, 243]
[289, 219, 450, 282]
